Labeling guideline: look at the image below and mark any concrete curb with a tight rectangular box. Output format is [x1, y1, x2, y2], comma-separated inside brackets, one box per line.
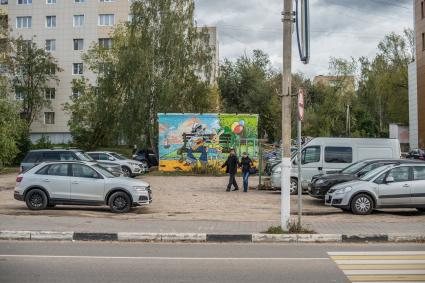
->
[0, 231, 424, 243]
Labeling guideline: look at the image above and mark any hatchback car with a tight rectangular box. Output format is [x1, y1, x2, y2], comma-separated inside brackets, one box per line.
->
[309, 159, 422, 199]
[325, 164, 425, 215]
[14, 161, 152, 213]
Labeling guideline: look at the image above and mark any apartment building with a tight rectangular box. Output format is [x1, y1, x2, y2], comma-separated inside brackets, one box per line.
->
[5, 0, 131, 143]
[415, 0, 425, 148]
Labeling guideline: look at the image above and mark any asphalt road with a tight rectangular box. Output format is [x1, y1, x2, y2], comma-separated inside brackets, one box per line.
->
[1, 242, 424, 283]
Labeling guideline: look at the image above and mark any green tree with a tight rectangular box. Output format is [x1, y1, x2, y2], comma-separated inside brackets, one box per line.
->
[218, 50, 282, 141]
[0, 97, 25, 167]
[8, 37, 61, 129]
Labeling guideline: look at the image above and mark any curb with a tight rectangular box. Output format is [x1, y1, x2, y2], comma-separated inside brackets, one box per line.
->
[0, 231, 424, 243]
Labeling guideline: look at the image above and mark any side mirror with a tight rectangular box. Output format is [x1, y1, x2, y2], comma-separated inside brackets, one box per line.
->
[357, 171, 366, 177]
[108, 156, 115, 161]
[385, 176, 395, 183]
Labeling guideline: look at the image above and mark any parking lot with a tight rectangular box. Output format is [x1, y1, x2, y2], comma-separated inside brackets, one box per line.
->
[1, 173, 424, 225]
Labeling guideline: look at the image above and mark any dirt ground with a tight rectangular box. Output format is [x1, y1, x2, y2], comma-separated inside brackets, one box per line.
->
[0, 173, 424, 223]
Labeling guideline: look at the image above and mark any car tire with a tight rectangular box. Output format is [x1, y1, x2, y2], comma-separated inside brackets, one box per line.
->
[25, 189, 48, 210]
[350, 194, 374, 215]
[290, 178, 298, 195]
[109, 191, 131, 213]
[121, 166, 131, 177]
[416, 208, 425, 213]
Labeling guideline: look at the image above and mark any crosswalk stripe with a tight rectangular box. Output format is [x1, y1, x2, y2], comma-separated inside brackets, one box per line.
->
[329, 252, 425, 256]
[344, 270, 425, 275]
[331, 255, 425, 260]
[329, 251, 425, 283]
[347, 275, 425, 281]
[339, 264, 425, 270]
[335, 260, 425, 265]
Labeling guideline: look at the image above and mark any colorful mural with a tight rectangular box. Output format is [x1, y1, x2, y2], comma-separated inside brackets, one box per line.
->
[158, 113, 259, 172]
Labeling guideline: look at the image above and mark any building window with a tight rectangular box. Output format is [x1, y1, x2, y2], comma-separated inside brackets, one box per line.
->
[98, 38, 112, 49]
[45, 88, 56, 100]
[74, 0, 84, 2]
[1, 0, 8, 4]
[46, 16, 56, 28]
[46, 0, 56, 4]
[98, 14, 115, 26]
[73, 39, 84, 50]
[128, 14, 133, 22]
[73, 15, 84, 27]
[17, 0, 31, 4]
[73, 63, 83, 75]
[44, 112, 55, 124]
[422, 1, 424, 19]
[16, 16, 32, 29]
[45, 39, 56, 51]
[100, 0, 113, 2]
[72, 89, 81, 98]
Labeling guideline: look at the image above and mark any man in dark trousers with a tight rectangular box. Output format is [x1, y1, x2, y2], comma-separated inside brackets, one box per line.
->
[222, 149, 240, 191]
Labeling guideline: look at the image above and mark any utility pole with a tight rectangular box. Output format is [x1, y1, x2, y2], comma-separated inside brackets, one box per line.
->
[280, 0, 293, 231]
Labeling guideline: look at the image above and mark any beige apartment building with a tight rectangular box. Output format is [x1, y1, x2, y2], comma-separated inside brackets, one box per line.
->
[2, 1, 219, 144]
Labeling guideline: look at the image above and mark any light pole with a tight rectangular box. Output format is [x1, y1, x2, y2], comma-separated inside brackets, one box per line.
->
[280, 0, 293, 230]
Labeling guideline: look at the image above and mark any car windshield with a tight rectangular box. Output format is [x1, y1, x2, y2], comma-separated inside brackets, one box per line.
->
[93, 164, 117, 178]
[360, 165, 392, 181]
[341, 161, 369, 174]
[75, 151, 94, 161]
[110, 153, 127, 160]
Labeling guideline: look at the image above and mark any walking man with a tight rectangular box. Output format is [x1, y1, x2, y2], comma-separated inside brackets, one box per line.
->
[240, 152, 253, 192]
[222, 149, 239, 191]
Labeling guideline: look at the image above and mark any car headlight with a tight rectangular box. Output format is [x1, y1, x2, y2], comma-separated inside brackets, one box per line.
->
[316, 179, 326, 185]
[133, 186, 147, 192]
[273, 166, 281, 173]
[334, 187, 352, 195]
[129, 162, 140, 166]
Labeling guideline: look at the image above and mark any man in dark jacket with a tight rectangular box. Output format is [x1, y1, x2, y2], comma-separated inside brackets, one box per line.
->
[240, 152, 253, 192]
[222, 149, 239, 191]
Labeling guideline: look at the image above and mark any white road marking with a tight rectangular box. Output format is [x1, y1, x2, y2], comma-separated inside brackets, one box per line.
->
[328, 251, 425, 256]
[344, 270, 425, 275]
[352, 282, 425, 283]
[0, 255, 330, 261]
[335, 260, 425, 265]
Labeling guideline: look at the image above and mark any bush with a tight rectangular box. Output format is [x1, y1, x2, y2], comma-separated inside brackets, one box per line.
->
[263, 221, 316, 234]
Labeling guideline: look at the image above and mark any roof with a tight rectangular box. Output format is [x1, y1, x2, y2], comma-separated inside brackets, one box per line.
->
[29, 148, 83, 152]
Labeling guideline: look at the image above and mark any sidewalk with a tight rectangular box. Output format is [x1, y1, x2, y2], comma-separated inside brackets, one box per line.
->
[1, 214, 424, 235]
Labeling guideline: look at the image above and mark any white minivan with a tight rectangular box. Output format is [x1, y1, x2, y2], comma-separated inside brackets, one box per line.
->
[271, 137, 401, 194]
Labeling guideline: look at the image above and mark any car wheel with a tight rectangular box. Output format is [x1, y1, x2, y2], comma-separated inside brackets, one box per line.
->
[290, 178, 298, 195]
[25, 189, 48, 210]
[109, 192, 131, 213]
[416, 208, 425, 213]
[121, 166, 131, 177]
[350, 194, 373, 215]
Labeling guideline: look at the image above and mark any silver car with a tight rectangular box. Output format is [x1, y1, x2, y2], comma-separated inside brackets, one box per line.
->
[14, 161, 152, 213]
[87, 151, 148, 177]
[325, 164, 425, 215]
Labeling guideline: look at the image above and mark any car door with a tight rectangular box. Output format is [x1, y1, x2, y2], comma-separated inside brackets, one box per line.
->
[39, 163, 71, 200]
[410, 166, 425, 206]
[70, 164, 105, 202]
[378, 166, 412, 206]
[300, 146, 322, 182]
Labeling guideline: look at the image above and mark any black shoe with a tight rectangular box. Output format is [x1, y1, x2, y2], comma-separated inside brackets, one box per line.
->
[226, 189, 230, 192]
[232, 188, 239, 191]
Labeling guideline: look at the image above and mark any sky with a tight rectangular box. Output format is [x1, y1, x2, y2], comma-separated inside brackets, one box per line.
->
[194, 0, 414, 78]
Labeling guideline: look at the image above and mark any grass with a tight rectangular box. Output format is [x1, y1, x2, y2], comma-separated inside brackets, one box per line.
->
[0, 167, 19, 175]
[263, 221, 316, 234]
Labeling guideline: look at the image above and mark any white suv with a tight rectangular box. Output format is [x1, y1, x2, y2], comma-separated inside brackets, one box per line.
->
[87, 151, 148, 177]
[14, 161, 152, 213]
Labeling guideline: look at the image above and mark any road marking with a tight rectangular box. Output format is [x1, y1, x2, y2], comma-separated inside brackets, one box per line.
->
[0, 255, 329, 261]
[329, 251, 425, 283]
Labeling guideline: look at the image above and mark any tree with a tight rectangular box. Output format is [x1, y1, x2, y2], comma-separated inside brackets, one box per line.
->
[0, 97, 25, 167]
[8, 37, 61, 129]
[218, 50, 282, 141]
[66, 0, 214, 150]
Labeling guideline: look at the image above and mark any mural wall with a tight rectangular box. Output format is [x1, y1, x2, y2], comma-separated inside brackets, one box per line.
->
[158, 113, 259, 171]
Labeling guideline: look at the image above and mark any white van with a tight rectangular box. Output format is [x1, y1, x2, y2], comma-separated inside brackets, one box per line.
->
[271, 137, 401, 194]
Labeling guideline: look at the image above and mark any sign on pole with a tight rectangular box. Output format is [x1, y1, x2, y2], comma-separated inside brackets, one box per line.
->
[298, 88, 304, 121]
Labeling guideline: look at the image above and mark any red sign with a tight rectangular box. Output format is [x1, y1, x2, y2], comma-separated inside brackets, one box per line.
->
[298, 88, 305, 121]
